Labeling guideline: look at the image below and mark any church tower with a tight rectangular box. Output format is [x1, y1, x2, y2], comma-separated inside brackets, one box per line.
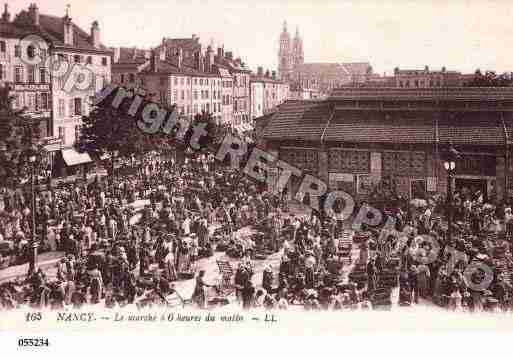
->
[278, 21, 292, 81]
[292, 27, 304, 68]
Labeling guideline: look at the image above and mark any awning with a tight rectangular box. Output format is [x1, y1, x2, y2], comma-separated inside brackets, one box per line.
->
[61, 149, 93, 166]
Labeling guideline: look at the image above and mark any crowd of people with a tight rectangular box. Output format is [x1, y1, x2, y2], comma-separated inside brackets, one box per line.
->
[1, 146, 513, 313]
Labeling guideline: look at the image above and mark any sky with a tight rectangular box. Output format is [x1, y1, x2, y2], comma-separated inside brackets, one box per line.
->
[8, 0, 513, 75]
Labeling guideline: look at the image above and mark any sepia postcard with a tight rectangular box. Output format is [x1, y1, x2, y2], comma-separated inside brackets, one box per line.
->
[1, 0, 513, 355]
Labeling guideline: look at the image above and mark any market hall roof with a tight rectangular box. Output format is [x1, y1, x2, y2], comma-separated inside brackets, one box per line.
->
[262, 87, 513, 146]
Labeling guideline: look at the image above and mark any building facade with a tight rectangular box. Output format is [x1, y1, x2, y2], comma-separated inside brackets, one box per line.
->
[0, 3, 112, 175]
[261, 87, 513, 203]
[250, 67, 289, 120]
[393, 66, 464, 88]
[139, 49, 223, 123]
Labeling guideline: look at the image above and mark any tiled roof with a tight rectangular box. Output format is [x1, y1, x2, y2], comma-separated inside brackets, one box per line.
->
[341, 62, 372, 75]
[4, 12, 111, 53]
[140, 59, 220, 77]
[251, 75, 286, 84]
[438, 116, 505, 146]
[116, 47, 149, 64]
[262, 99, 508, 146]
[325, 111, 435, 144]
[262, 100, 331, 141]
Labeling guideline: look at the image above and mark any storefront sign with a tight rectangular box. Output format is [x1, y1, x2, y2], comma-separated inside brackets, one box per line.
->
[13, 83, 50, 92]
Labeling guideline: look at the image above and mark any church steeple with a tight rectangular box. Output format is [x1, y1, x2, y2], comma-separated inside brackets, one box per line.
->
[278, 20, 292, 81]
[1, 3, 10, 23]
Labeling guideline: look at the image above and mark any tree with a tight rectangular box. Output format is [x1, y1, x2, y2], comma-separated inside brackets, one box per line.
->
[0, 85, 43, 189]
[465, 69, 513, 87]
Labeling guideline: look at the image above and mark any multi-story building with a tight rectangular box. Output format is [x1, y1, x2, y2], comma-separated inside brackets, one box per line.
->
[393, 66, 463, 88]
[214, 48, 251, 126]
[250, 67, 289, 120]
[157, 36, 251, 126]
[0, 3, 112, 176]
[219, 66, 233, 126]
[139, 48, 223, 123]
[111, 47, 150, 90]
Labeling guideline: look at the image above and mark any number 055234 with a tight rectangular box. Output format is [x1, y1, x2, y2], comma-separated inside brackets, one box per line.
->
[18, 338, 50, 347]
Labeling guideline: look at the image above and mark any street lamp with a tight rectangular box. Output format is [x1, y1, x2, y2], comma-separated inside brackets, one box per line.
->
[28, 145, 38, 275]
[443, 145, 461, 243]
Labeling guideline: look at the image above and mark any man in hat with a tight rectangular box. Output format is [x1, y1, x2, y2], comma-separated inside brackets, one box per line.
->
[262, 264, 274, 294]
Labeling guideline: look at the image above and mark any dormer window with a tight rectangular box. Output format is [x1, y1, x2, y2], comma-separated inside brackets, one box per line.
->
[74, 55, 82, 63]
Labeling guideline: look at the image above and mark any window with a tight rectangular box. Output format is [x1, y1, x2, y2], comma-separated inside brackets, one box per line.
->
[174, 77, 178, 85]
[199, 79, 203, 85]
[74, 98, 82, 116]
[74, 55, 82, 63]
[86, 56, 92, 65]
[101, 57, 108, 66]
[58, 126, 65, 142]
[205, 90, 209, 98]
[58, 99, 65, 117]
[160, 91, 166, 104]
[194, 78, 197, 85]
[213, 91, 216, 100]
[129, 74, 135, 83]
[194, 91, 198, 100]
[40, 68, 47, 83]
[41, 92, 50, 110]
[173, 90, 178, 102]
[181, 90, 184, 100]
[193, 104, 198, 113]
[186, 78, 190, 85]
[15, 67, 23, 82]
[120, 74, 125, 83]
[180, 77, 184, 85]
[0, 64, 3, 79]
[0, 41, 5, 52]
[75, 125, 81, 143]
[14, 45, 21, 57]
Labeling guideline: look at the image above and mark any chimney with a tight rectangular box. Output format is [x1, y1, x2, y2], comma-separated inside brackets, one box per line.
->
[2, 3, 10, 23]
[91, 20, 100, 48]
[144, 50, 151, 60]
[217, 47, 224, 58]
[265, 69, 270, 78]
[272, 71, 276, 80]
[205, 46, 214, 73]
[150, 49, 158, 73]
[28, 3, 39, 26]
[424, 65, 429, 73]
[177, 48, 183, 68]
[192, 34, 198, 42]
[113, 47, 120, 63]
[225, 51, 233, 60]
[199, 54, 205, 72]
[63, 7, 74, 46]
[257, 67, 263, 76]
[132, 47, 137, 59]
